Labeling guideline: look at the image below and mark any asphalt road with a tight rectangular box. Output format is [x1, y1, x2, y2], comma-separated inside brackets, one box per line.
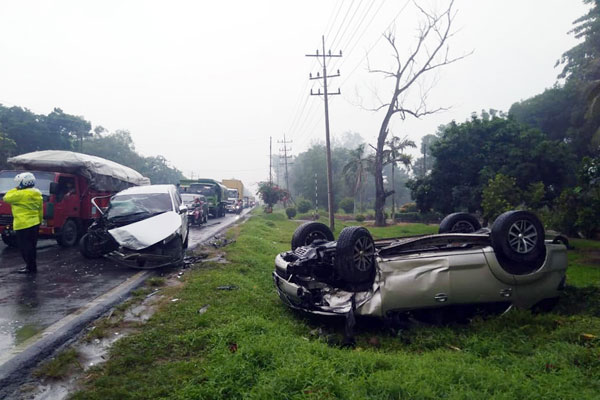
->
[0, 211, 248, 359]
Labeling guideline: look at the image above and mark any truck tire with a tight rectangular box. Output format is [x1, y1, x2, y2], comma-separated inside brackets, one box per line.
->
[491, 210, 546, 274]
[334, 226, 376, 286]
[57, 219, 79, 247]
[79, 232, 105, 259]
[291, 222, 334, 250]
[439, 212, 481, 233]
[1, 234, 18, 248]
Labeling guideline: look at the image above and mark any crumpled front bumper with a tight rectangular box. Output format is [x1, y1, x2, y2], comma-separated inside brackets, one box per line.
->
[272, 253, 382, 317]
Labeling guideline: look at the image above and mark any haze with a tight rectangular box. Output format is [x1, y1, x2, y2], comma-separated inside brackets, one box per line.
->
[0, 0, 589, 192]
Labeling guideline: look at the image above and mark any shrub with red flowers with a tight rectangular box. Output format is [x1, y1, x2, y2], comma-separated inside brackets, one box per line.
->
[257, 182, 289, 210]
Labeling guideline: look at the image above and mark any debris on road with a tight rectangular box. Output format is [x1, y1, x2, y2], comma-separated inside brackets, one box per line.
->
[208, 235, 235, 248]
[198, 305, 210, 315]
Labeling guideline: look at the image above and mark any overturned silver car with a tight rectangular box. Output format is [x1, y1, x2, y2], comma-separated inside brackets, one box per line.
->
[273, 211, 568, 321]
[79, 184, 189, 268]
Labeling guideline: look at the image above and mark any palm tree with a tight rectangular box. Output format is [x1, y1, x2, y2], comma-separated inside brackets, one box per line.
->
[343, 144, 370, 213]
[383, 136, 416, 220]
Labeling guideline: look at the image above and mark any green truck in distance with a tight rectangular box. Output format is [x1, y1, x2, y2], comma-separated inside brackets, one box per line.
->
[179, 178, 227, 218]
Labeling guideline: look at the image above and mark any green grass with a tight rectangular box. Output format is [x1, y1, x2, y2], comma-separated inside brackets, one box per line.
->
[71, 211, 600, 399]
[34, 348, 82, 380]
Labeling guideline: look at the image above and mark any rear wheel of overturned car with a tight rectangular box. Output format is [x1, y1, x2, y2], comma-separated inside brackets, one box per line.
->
[438, 212, 481, 233]
[291, 222, 334, 250]
[334, 226, 376, 285]
[57, 219, 79, 247]
[491, 210, 546, 274]
[79, 232, 106, 259]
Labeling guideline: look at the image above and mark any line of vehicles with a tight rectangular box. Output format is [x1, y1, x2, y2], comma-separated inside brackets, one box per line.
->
[0, 150, 254, 269]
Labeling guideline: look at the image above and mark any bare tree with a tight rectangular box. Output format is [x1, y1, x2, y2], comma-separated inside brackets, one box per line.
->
[369, 0, 470, 226]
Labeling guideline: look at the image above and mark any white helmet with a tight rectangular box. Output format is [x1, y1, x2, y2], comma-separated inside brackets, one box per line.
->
[14, 172, 36, 189]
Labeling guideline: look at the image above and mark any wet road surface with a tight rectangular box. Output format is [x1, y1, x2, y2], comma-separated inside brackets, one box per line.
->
[0, 211, 249, 358]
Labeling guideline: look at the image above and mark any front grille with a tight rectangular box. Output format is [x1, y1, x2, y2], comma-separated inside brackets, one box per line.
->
[0, 215, 13, 226]
[294, 247, 309, 257]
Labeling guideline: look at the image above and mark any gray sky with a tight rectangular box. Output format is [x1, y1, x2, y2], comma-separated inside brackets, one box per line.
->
[0, 1, 590, 193]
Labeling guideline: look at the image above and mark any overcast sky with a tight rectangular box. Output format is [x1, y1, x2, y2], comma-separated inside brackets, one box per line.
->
[0, 0, 590, 193]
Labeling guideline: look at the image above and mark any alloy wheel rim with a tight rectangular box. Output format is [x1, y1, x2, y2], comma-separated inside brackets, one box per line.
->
[306, 231, 327, 245]
[451, 221, 475, 233]
[508, 219, 537, 254]
[353, 236, 375, 272]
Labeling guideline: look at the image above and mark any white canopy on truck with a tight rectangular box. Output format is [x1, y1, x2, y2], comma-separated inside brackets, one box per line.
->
[8, 150, 151, 192]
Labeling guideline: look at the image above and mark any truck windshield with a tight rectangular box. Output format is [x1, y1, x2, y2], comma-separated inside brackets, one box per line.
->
[189, 184, 214, 196]
[0, 171, 55, 196]
[107, 193, 173, 220]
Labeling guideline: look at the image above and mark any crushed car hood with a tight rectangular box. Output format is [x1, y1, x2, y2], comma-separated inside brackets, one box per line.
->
[108, 211, 181, 250]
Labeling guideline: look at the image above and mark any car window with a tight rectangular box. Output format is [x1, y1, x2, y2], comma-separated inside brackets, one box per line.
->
[107, 193, 173, 220]
[173, 190, 182, 209]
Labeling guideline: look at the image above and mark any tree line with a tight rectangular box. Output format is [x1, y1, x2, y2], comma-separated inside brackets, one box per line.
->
[0, 105, 183, 184]
[408, 0, 600, 237]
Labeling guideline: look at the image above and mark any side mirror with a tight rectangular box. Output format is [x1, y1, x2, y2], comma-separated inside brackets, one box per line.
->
[178, 205, 188, 214]
[49, 182, 59, 195]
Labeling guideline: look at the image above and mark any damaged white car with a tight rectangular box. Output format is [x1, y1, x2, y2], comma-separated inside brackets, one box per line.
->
[273, 211, 568, 322]
[79, 184, 189, 268]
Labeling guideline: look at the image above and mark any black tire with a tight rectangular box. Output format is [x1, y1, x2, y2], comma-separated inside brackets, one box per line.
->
[439, 212, 481, 233]
[79, 232, 105, 259]
[334, 226, 376, 285]
[163, 236, 184, 263]
[57, 219, 79, 247]
[491, 210, 546, 274]
[1, 234, 18, 248]
[291, 222, 334, 250]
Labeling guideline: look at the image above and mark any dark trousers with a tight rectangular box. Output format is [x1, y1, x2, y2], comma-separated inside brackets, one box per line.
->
[16, 224, 40, 271]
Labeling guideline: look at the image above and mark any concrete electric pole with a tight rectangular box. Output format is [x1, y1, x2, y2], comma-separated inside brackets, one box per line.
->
[306, 35, 342, 231]
[278, 134, 293, 196]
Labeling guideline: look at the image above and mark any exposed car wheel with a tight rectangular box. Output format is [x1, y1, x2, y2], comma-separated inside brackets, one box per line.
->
[438, 212, 481, 233]
[57, 219, 79, 247]
[163, 236, 184, 264]
[79, 232, 105, 259]
[291, 222, 334, 250]
[1, 233, 18, 248]
[491, 210, 546, 274]
[334, 226, 376, 285]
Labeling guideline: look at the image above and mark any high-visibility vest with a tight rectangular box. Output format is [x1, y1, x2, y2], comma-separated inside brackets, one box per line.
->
[3, 187, 43, 230]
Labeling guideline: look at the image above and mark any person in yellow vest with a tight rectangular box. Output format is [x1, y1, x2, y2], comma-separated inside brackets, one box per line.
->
[3, 172, 43, 273]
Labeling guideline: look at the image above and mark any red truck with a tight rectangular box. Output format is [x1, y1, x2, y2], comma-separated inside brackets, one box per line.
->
[0, 150, 150, 247]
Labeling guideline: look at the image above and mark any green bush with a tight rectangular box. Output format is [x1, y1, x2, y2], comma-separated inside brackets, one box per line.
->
[285, 207, 297, 219]
[339, 197, 354, 214]
[394, 212, 443, 223]
[296, 199, 312, 213]
[355, 214, 365, 222]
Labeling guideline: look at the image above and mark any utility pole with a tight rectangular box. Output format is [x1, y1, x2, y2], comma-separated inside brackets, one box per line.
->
[306, 36, 342, 231]
[278, 133, 293, 196]
[269, 136, 273, 185]
[314, 173, 318, 218]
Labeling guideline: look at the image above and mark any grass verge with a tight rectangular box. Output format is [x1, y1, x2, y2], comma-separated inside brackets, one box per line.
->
[71, 211, 600, 399]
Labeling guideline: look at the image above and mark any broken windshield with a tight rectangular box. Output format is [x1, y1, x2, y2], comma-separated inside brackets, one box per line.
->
[107, 193, 173, 221]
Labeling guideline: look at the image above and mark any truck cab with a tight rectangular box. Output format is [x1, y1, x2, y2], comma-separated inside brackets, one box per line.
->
[0, 170, 111, 247]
